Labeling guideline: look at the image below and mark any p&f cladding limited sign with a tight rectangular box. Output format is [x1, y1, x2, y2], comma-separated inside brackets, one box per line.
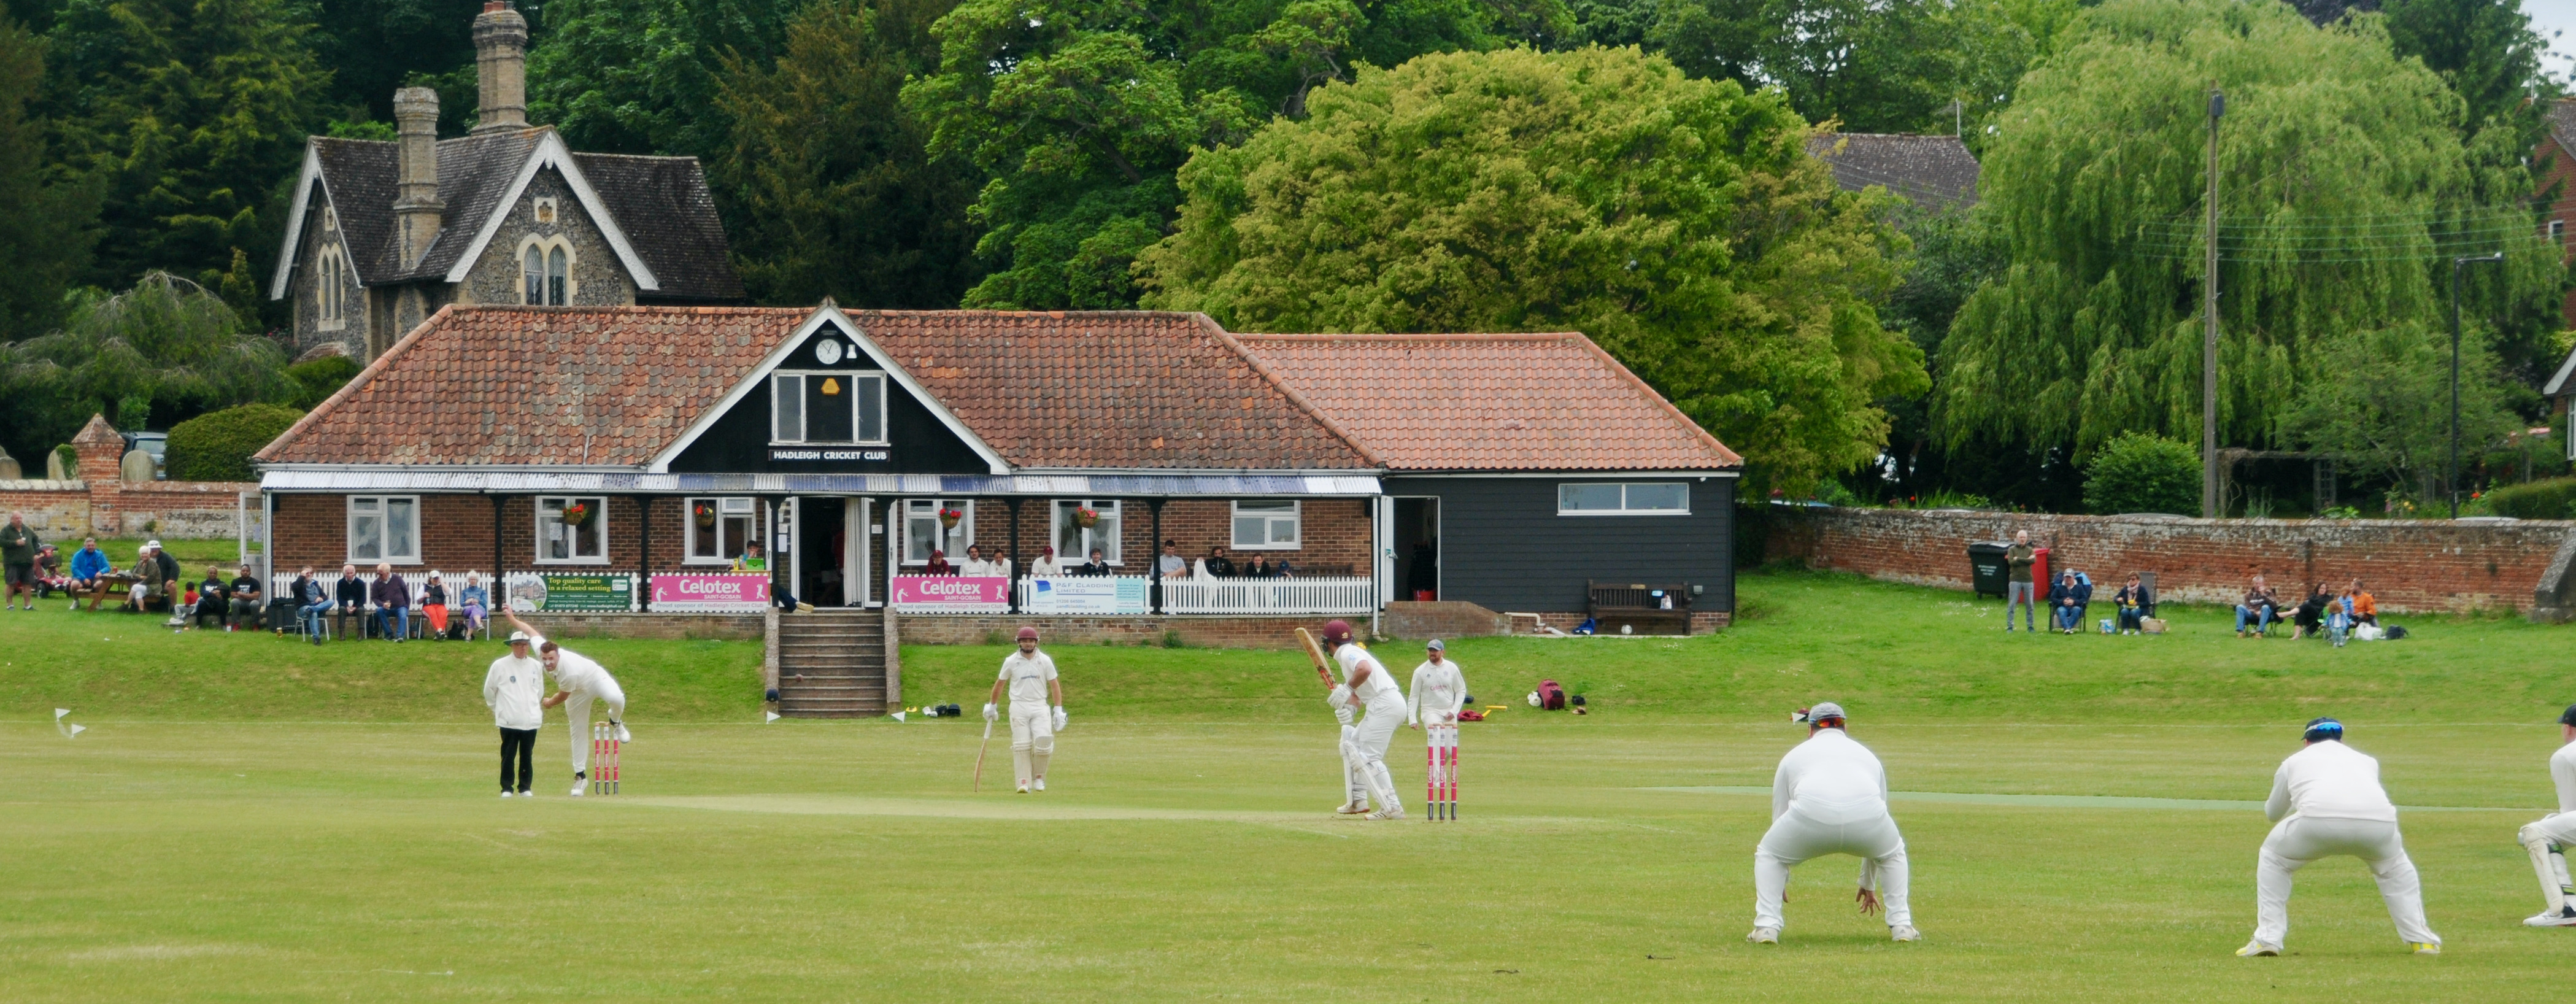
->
[768, 447, 890, 462]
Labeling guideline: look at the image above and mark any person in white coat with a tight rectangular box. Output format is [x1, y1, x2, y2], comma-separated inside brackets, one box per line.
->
[484, 631, 547, 797]
[1324, 619, 1405, 821]
[2518, 705, 2576, 927]
[2240, 717, 2440, 956]
[504, 612, 630, 797]
[1749, 702, 1916, 944]
[985, 627, 1065, 794]
[1408, 639, 1467, 821]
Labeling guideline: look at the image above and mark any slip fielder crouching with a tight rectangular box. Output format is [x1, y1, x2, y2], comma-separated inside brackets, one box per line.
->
[1749, 702, 1918, 944]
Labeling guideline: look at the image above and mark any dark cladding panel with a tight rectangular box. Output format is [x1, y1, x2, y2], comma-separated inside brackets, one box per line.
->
[667, 321, 990, 474]
[1384, 474, 1735, 614]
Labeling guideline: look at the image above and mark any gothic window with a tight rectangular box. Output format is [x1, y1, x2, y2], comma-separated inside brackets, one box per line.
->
[520, 239, 573, 306]
[547, 247, 568, 305]
[523, 247, 544, 305]
[317, 244, 347, 331]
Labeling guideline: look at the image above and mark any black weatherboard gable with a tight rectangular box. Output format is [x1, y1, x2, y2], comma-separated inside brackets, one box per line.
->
[1384, 474, 1735, 614]
[668, 319, 989, 474]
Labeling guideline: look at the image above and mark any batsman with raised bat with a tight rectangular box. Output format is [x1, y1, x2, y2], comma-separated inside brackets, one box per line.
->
[1307, 619, 1406, 820]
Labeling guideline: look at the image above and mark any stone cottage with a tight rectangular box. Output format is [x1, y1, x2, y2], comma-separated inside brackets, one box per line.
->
[265, 1, 743, 363]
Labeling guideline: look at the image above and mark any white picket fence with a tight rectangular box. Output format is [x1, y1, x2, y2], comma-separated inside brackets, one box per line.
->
[270, 570, 498, 606]
[1160, 576, 1375, 615]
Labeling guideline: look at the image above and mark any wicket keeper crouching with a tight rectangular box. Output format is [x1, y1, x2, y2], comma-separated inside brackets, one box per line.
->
[986, 627, 1066, 794]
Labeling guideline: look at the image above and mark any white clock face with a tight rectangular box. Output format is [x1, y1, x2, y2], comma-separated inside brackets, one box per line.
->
[815, 339, 844, 365]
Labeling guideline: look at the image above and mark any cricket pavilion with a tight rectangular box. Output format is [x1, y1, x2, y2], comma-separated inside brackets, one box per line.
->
[252, 303, 1741, 716]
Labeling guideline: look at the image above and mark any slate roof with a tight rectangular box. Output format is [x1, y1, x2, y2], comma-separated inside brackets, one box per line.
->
[1233, 333, 1741, 471]
[1803, 133, 1981, 211]
[257, 306, 806, 466]
[2549, 98, 2576, 158]
[303, 128, 742, 300]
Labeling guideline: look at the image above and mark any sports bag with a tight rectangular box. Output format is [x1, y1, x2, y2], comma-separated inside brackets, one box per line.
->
[1535, 679, 1567, 711]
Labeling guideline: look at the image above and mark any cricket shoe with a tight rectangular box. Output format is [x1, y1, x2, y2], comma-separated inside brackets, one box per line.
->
[500, 790, 514, 798]
[2525, 906, 2576, 927]
[1033, 779, 1046, 792]
[2234, 941, 2278, 957]
[1367, 806, 1405, 821]
[1890, 925, 1920, 943]
[1016, 784, 1030, 794]
[1334, 801, 1369, 815]
[614, 723, 631, 743]
[2409, 942, 2440, 955]
[571, 774, 586, 797]
[1746, 927, 1779, 944]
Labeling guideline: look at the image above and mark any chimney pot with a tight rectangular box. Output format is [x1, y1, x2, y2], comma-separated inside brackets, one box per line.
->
[392, 87, 444, 269]
[471, 2, 530, 134]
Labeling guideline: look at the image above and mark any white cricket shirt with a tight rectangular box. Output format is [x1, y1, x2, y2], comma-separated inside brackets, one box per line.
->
[1771, 728, 1889, 825]
[998, 650, 1057, 706]
[2552, 742, 2576, 814]
[528, 633, 616, 695]
[1408, 659, 1467, 724]
[2266, 740, 2399, 823]
[484, 653, 546, 730]
[1335, 643, 1402, 708]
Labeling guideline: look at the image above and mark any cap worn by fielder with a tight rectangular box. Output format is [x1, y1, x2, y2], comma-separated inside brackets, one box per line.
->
[1017, 626, 1039, 641]
[508, 630, 533, 644]
[2561, 704, 2576, 728]
[1427, 639, 1445, 651]
[2304, 716, 2343, 742]
[1795, 701, 1846, 723]
[1322, 619, 1354, 644]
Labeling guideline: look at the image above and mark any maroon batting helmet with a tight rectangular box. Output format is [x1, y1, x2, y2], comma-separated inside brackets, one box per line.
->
[1322, 619, 1354, 646]
[1016, 626, 1039, 642]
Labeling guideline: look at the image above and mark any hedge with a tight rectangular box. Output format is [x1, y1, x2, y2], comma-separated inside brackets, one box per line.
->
[2482, 476, 2576, 520]
[165, 403, 304, 482]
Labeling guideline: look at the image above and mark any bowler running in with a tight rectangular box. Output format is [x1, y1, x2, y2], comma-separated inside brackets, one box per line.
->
[506, 611, 631, 797]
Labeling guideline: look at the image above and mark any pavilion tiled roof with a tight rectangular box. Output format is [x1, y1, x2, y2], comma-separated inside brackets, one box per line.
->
[1233, 333, 1741, 471]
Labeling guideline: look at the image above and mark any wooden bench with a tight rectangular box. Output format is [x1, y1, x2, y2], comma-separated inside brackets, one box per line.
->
[1587, 580, 1692, 635]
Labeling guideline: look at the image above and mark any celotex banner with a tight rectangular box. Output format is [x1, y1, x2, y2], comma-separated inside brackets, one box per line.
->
[649, 573, 770, 609]
[890, 576, 1009, 609]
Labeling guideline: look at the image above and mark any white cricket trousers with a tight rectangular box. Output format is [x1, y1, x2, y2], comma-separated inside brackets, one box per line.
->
[2254, 816, 2437, 947]
[1010, 701, 1054, 788]
[1754, 808, 1911, 929]
[2517, 812, 2576, 912]
[1341, 698, 1403, 811]
[565, 679, 628, 773]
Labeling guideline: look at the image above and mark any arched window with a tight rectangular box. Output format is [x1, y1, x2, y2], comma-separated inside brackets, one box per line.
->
[547, 247, 568, 306]
[523, 247, 544, 306]
[316, 244, 347, 330]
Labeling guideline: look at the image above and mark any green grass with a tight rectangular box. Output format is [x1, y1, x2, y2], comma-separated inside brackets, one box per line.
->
[7, 570, 2575, 1001]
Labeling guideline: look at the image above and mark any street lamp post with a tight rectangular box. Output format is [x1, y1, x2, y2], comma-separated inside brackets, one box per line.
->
[2450, 252, 2504, 518]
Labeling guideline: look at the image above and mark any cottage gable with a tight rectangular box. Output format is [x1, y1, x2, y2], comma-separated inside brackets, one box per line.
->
[661, 310, 1002, 476]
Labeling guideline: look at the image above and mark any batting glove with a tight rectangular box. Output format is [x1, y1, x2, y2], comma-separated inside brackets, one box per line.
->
[1327, 684, 1352, 709]
[1335, 706, 1354, 727]
[1051, 706, 1067, 732]
[982, 703, 998, 722]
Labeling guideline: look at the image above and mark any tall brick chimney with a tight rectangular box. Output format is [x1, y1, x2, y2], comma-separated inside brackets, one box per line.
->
[471, 1, 530, 134]
[391, 87, 444, 268]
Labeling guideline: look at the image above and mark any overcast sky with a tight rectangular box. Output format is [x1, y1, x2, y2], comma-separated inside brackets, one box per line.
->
[2531, 0, 2576, 82]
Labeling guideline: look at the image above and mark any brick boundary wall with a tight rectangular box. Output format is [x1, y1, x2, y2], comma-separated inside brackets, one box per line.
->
[1762, 506, 2576, 617]
[517, 612, 765, 640]
[0, 479, 260, 540]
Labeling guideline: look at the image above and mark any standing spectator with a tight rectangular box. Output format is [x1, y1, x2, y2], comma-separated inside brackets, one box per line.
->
[1031, 546, 1063, 577]
[227, 565, 264, 631]
[460, 573, 490, 637]
[295, 566, 331, 644]
[2, 512, 39, 610]
[1076, 548, 1112, 576]
[420, 571, 450, 639]
[334, 563, 370, 638]
[1205, 545, 1237, 578]
[2112, 574, 2151, 635]
[2048, 571, 2091, 633]
[194, 566, 230, 630]
[1156, 540, 1186, 580]
[2004, 530, 2036, 633]
[2235, 573, 2280, 638]
[2347, 580, 2378, 627]
[2327, 589, 2354, 648]
[371, 562, 412, 642]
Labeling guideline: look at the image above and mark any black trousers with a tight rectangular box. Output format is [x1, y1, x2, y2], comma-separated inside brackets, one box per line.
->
[499, 727, 536, 793]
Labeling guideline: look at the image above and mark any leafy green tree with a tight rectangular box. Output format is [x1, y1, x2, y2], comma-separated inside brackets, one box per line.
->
[1934, 0, 2559, 464]
[1136, 46, 1925, 491]
[528, 0, 804, 158]
[39, 0, 323, 293]
[282, 353, 357, 409]
[0, 272, 290, 471]
[312, 0, 483, 131]
[715, 0, 983, 307]
[0, 16, 99, 343]
[2081, 432, 2199, 514]
[902, 0, 1548, 310]
[2378, 0, 2549, 133]
[2280, 322, 2518, 504]
[1649, 0, 2061, 135]
[166, 401, 302, 481]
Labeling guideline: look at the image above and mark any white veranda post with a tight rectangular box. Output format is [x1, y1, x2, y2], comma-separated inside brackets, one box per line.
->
[844, 499, 868, 606]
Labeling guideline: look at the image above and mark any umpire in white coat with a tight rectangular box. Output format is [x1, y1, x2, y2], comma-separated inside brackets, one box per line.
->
[1749, 702, 1916, 944]
[2240, 717, 2440, 956]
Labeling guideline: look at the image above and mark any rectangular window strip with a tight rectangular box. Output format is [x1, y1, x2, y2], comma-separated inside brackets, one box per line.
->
[536, 496, 608, 563]
[686, 497, 757, 563]
[902, 499, 972, 565]
[1051, 500, 1122, 565]
[348, 496, 420, 564]
[771, 372, 887, 444]
[1230, 500, 1301, 550]
[1558, 482, 1689, 515]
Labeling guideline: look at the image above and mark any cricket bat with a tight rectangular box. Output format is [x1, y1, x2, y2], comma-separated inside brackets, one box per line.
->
[973, 717, 994, 792]
[1293, 628, 1336, 689]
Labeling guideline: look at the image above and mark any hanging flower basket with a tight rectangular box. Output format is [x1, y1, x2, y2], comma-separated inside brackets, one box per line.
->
[1074, 506, 1100, 528]
[938, 506, 963, 530]
[693, 503, 717, 528]
[562, 503, 592, 527]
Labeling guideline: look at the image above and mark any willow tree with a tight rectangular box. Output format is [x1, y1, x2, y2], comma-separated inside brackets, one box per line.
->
[1137, 45, 1923, 492]
[1934, 0, 2559, 461]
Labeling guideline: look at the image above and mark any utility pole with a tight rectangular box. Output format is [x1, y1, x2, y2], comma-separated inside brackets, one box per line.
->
[2450, 252, 2505, 517]
[2202, 88, 2223, 519]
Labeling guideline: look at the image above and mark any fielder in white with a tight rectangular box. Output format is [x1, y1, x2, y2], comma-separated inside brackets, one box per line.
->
[2516, 704, 2576, 927]
[1408, 639, 1467, 820]
[1323, 619, 1405, 821]
[1749, 702, 1917, 944]
[984, 627, 1065, 794]
[505, 612, 630, 798]
[2240, 717, 2440, 956]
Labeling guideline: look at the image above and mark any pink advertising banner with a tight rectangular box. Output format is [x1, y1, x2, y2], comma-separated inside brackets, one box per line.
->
[650, 573, 771, 609]
[891, 575, 1010, 609]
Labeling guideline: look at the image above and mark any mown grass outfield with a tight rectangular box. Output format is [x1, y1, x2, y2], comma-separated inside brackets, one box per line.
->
[6, 571, 2572, 1001]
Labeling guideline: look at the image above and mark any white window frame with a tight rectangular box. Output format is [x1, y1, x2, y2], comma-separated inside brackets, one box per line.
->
[534, 495, 611, 565]
[768, 371, 889, 446]
[346, 495, 421, 565]
[1230, 500, 1302, 550]
[684, 496, 757, 565]
[2554, 220, 2566, 244]
[899, 499, 974, 566]
[1557, 482, 1691, 516]
[1050, 499, 1124, 566]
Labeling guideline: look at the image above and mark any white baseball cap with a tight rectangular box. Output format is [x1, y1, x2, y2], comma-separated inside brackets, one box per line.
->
[145, 539, 162, 549]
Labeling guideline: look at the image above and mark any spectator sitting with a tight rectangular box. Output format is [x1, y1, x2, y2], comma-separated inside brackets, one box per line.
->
[1155, 540, 1186, 580]
[371, 563, 411, 642]
[2048, 570, 2091, 634]
[34, 544, 66, 598]
[1204, 546, 1236, 578]
[2346, 579, 2378, 625]
[2112, 574, 2152, 635]
[1241, 555, 1275, 579]
[193, 566, 230, 630]
[1031, 546, 1063, 577]
[924, 549, 955, 575]
[736, 542, 812, 612]
[123, 546, 161, 611]
[1, 511, 37, 610]
[150, 541, 178, 596]
[1075, 548, 1111, 576]
[228, 564, 264, 631]
[2291, 585, 2329, 640]
[334, 563, 371, 639]
[958, 544, 1009, 577]
[2234, 573, 2279, 638]
[460, 573, 490, 636]
[69, 537, 109, 593]
[295, 566, 331, 644]
[420, 571, 449, 639]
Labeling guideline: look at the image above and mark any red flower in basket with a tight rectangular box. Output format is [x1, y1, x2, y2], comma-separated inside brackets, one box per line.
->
[561, 502, 592, 527]
[938, 506, 963, 530]
[693, 503, 716, 528]
[1074, 506, 1100, 528]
